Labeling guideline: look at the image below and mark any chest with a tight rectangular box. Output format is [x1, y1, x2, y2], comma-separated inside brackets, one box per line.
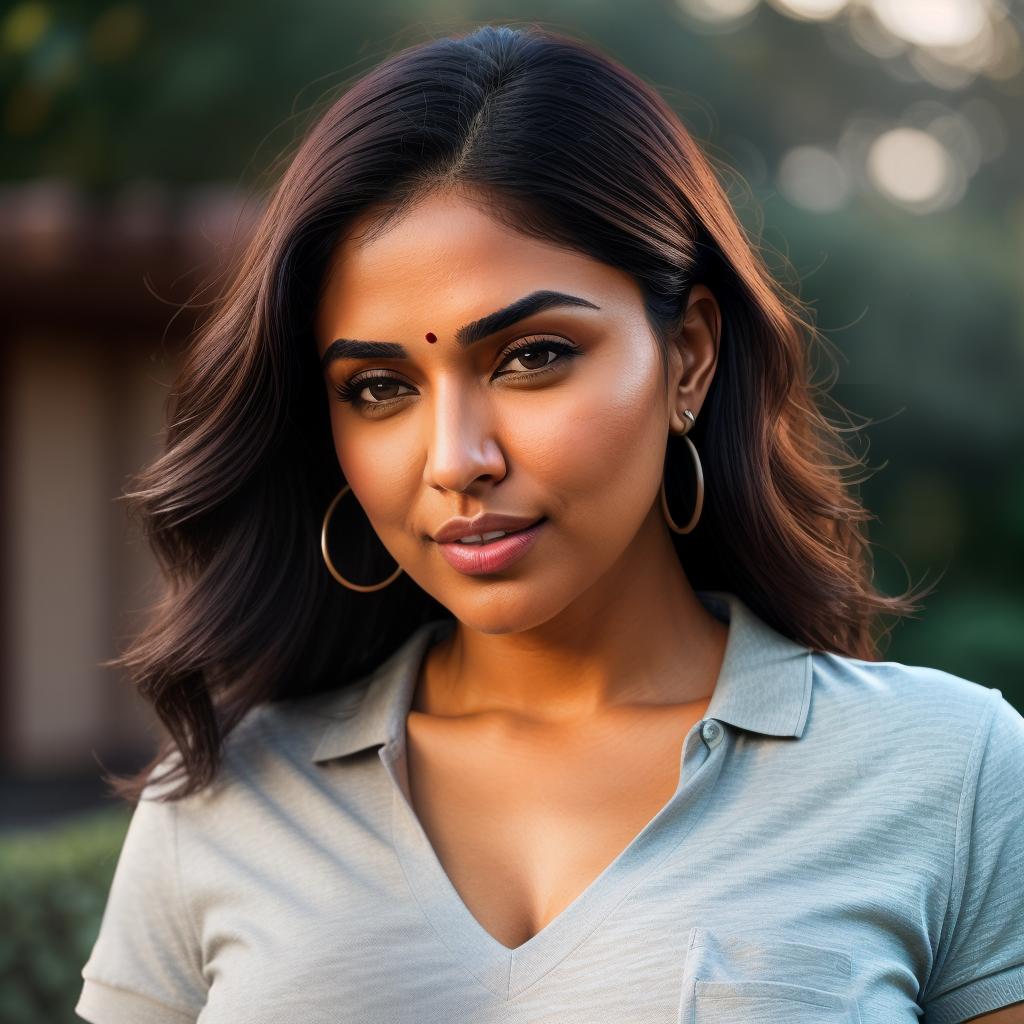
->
[188, 720, 938, 1022]
[403, 701, 711, 949]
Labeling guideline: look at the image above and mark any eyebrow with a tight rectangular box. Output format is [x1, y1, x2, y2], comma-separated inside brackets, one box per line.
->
[320, 289, 600, 371]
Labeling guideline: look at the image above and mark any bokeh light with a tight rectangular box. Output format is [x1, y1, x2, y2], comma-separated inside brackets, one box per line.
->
[675, 0, 760, 26]
[778, 145, 851, 211]
[2, 2, 52, 53]
[768, 0, 849, 20]
[867, 0, 988, 49]
[681, 0, 1022, 86]
[866, 126, 963, 211]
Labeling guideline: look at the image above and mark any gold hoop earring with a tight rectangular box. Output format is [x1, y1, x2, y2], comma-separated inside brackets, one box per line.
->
[321, 484, 404, 592]
[661, 409, 704, 535]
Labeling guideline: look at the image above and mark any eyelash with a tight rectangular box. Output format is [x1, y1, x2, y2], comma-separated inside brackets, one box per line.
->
[330, 337, 581, 412]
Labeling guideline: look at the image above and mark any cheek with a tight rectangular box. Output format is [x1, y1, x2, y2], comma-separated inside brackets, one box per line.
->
[331, 421, 419, 530]
[506, 348, 666, 518]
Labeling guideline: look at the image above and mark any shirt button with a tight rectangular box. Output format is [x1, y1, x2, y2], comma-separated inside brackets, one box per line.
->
[701, 719, 723, 746]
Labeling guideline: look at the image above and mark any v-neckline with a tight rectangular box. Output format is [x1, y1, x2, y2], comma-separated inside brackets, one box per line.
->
[378, 621, 729, 1001]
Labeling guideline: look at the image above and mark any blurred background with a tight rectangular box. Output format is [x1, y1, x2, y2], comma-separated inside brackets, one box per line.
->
[0, 0, 1022, 1017]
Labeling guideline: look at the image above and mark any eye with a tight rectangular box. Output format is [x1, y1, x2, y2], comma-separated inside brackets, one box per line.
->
[331, 373, 415, 410]
[495, 337, 580, 378]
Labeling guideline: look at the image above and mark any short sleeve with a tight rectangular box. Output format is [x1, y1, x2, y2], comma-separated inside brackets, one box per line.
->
[75, 781, 208, 1023]
[921, 689, 1024, 1024]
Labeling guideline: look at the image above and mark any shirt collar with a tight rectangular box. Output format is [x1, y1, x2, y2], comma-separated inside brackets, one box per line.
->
[311, 589, 812, 765]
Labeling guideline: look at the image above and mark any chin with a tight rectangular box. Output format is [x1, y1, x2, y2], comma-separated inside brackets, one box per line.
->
[443, 583, 570, 636]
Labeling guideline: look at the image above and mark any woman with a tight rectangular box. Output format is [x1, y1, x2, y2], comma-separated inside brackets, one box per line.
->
[76, 23, 1023, 1024]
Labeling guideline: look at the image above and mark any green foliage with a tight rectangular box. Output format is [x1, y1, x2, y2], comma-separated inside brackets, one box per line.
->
[0, 806, 132, 1023]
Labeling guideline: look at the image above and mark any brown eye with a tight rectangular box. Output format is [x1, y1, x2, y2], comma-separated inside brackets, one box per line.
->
[360, 380, 406, 403]
[508, 348, 557, 371]
[331, 372, 415, 410]
[496, 338, 580, 377]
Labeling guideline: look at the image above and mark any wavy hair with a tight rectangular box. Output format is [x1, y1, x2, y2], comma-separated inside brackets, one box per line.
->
[103, 22, 928, 803]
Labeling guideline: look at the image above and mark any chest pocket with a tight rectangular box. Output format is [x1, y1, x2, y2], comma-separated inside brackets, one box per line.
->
[679, 927, 861, 1024]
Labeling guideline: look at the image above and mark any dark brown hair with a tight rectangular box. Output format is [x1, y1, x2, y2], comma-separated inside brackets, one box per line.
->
[103, 22, 928, 804]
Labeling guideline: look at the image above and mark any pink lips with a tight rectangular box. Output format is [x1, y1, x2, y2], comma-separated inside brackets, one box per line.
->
[436, 518, 546, 575]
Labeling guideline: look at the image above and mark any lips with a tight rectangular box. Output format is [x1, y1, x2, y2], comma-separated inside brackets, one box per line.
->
[436, 517, 547, 575]
[452, 519, 542, 545]
[432, 513, 545, 544]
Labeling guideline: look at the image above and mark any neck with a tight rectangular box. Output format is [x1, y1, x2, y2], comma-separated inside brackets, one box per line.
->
[414, 510, 729, 726]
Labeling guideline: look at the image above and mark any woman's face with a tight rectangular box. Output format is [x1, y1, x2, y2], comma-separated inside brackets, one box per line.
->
[314, 189, 719, 635]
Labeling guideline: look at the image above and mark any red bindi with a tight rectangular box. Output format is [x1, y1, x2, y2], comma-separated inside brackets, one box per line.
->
[425, 332, 437, 343]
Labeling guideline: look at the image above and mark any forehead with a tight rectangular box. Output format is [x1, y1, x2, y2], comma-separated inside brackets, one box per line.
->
[314, 191, 635, 349]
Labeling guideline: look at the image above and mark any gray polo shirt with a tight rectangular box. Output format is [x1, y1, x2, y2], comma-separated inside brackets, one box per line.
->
[75, 589, 1024, 1024]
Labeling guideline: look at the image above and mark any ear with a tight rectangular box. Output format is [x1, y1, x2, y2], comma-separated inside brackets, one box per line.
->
[666, 284, 721, 434]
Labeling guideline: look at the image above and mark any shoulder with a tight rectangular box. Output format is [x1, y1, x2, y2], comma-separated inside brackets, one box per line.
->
[803, 651, 1014, 802]
[138, 680, 374, 816]
[809, 649, 1001, 741]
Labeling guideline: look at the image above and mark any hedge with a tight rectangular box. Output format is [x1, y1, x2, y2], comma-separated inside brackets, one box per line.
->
[0, 806, 132, 1023]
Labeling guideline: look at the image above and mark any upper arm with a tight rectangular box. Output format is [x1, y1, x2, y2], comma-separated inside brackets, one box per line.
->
[920, 691, 1024, 1024]
[75, 787, 208, 1023]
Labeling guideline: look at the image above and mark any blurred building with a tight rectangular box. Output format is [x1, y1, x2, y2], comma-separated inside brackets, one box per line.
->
[0, 181, 259, 821]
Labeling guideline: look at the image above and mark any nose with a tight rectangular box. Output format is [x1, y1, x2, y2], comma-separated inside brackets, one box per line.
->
[422, 377, 506, 493]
